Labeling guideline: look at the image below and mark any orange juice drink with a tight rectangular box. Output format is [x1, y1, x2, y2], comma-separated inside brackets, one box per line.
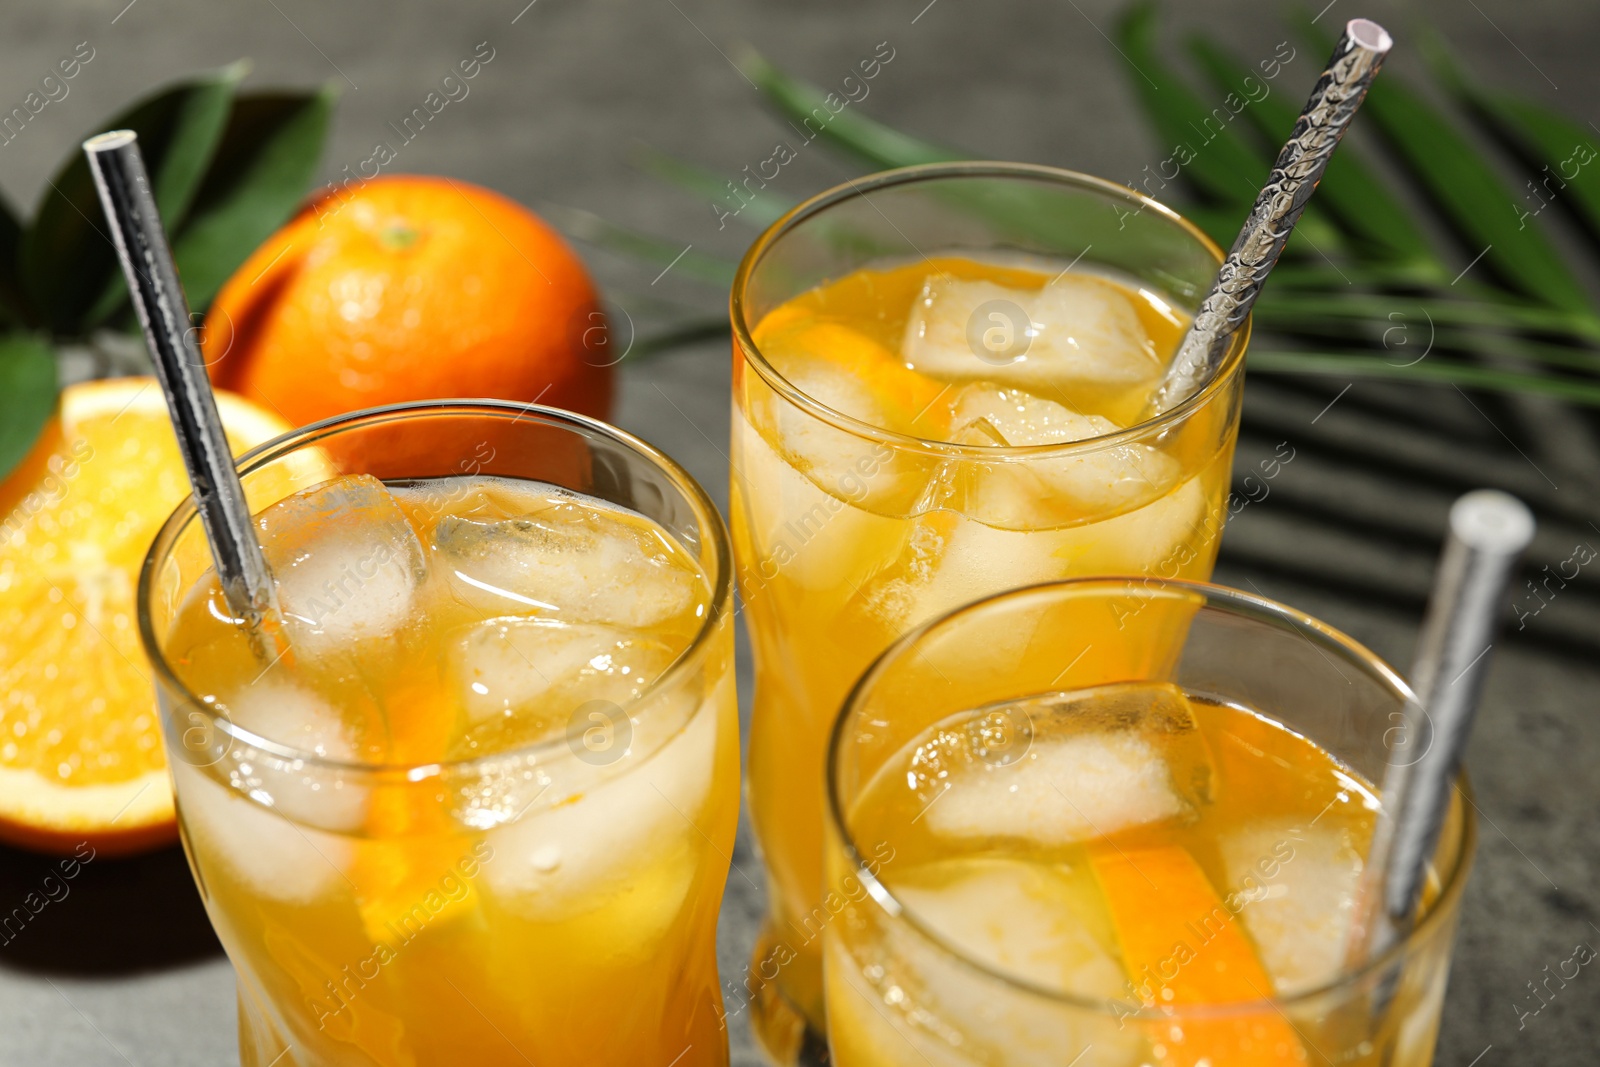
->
[729, 164, 1248, 1055]
[139, 404, 736, 1067]
[824, 579, 1474, 1067]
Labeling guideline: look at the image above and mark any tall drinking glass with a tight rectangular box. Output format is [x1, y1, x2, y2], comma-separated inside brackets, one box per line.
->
[139, 402, 738, 1066]
[825, 578, 1473, 1067]
[729, 162, 1250, 1058]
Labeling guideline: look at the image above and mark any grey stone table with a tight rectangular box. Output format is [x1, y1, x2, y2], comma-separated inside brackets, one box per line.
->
[1, 0, 1598, 1063]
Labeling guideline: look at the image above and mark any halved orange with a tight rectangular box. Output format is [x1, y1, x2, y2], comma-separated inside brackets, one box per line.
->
[0, 377, 306, 856]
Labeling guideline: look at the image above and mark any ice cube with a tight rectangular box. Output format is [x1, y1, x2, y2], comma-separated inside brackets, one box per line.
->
[445, 616, 676, 728]
[215, 678, 370, 831]
[895, 858, 1125, 999]
[257, 475, 427, 656]
[1054, 476, 1209, 575]
[1031, 273, 1163, 383]
[432, 499, 700, 628]
[224, 677, 358, 761]
[733, 411, 902, 598]
[759, 350, 935, 508]
[777, 339, 898, 427]
[952, 383, 1115, 444]
[172, 760, 354, 904]
[902, 273, 1161, 391]
[749, 315, 952, 511]
[951, 384, 1181, 519]
[829, 858, 1142, 1067]
[480, 672, 724, 930]
[856, 467, 1208, 636]
[915, 688, 1207, 847]
[1222, 822, 1364, 994]
[922, 732, 1183, 846]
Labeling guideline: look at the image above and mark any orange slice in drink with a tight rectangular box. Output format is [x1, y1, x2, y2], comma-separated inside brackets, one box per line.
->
[0, 377, 306, 856]
[1090, 842, 1306, 1065]
[752, 313, 951, 437]
[334, 629, 486, 942]
[349, 802, 486, 946]
[348, 680, 486, 944]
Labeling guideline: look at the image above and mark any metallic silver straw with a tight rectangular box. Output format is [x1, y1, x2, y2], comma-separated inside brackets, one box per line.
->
[1348, 489, 1534, 965]
[84, 130, 279, 627]
[1149, 18, 1394, 415]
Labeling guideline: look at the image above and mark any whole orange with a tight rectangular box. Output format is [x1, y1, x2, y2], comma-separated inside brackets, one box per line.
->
[205, 175, 613, 426]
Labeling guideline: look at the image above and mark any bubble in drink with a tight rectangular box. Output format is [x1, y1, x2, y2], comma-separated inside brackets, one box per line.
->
[965, 703, 1034, 767]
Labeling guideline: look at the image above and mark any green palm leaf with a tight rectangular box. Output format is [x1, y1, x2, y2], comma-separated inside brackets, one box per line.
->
[1185, 34, 1438, 270]
[1248, 350, 1600, 407]
[1116, 2, 1273, 208]
[1424, 35, 1600, 241]
[0, 64, 337, 483]
[1252, 289, 1600, 337]
[1114, 4, 1348, 258]
[1469, 97, 1600, 238]
[737, 49, 963, 171]
[538, 201, 738, 288]
[613, 3, 1600, 411]
[1354, 83, 1591, 316]
[1294, 15, 1595, 319]
[634, 148, 791, 230]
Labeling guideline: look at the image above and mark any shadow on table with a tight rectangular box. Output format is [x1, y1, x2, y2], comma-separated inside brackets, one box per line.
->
[0, 841, 221, 976]
[1229, 378, 1600, 664]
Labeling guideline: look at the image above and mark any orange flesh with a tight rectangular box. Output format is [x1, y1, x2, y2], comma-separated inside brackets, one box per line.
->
[0, 379, 296, 852]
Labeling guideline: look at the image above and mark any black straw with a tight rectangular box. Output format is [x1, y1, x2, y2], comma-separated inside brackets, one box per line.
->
[83, 130, 278, 626]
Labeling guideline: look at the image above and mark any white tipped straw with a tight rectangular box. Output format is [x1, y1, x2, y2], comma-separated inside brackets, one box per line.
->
[1349, 489, 1535, 964]
[1149, 18, 1394, 415]
[83, 130, 279, 627]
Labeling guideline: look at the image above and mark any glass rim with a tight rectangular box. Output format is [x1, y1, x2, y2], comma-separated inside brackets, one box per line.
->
[136, 398, 734, 780]
[729, 160, 1251, 460]
[825, 575, 1479, 1019]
